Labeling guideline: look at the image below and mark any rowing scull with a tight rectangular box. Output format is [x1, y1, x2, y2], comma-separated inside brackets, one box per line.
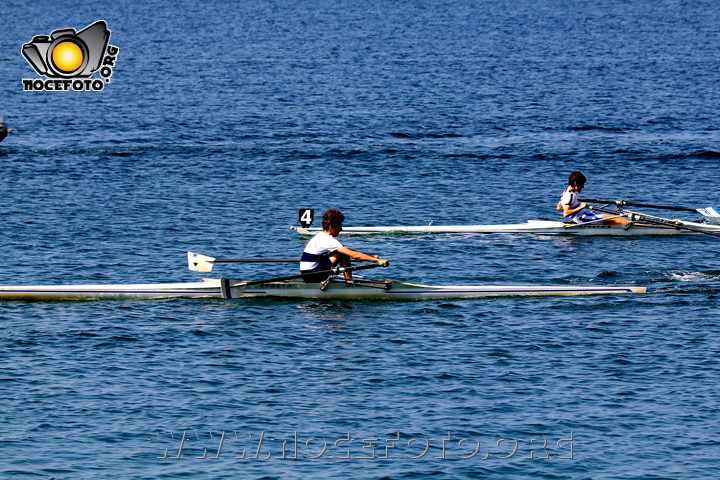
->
[0, 277, 645, 302]
[291, 203, 720, 237]
[291, 219, 720, 236]
[0, 255, 647, 302]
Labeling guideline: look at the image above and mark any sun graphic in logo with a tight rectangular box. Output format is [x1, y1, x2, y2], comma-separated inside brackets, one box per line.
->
[21, 21, 120, 90]
[51, 41, 84, 73]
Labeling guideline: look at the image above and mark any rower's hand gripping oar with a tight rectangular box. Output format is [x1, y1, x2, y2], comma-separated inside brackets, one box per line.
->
[583, 198, 720, 218]
[188, 252, 301, 272]
[589, 205, 720, 238]
[218, 262, 390, 299]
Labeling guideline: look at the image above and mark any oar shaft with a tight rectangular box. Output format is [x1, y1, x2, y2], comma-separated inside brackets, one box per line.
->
[215, 258, 299, 263]
[583, 198, 697, 213]
[244, 263, 386, 286]
[188, 251, 299, 272]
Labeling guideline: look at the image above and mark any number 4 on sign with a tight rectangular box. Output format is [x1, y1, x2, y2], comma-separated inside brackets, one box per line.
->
[299, 209, 314, 228]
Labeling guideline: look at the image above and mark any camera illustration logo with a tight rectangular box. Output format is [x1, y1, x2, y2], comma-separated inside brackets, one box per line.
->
[22, 20, 120, 91]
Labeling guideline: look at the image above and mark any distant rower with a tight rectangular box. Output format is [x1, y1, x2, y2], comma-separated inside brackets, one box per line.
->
[0, 118, 13, 142]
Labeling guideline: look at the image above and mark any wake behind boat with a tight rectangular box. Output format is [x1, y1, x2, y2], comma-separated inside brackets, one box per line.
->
[0, 254, 645, 302]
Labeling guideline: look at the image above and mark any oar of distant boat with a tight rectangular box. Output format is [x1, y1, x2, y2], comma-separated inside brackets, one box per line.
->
[588, 205, 720, 238]
[582, 198, 720, 216]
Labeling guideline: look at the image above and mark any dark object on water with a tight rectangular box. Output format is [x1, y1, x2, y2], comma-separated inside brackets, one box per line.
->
[0, 118, 13, 142]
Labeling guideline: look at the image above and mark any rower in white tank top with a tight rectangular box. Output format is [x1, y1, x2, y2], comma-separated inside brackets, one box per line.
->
[557, 171, 631, 225]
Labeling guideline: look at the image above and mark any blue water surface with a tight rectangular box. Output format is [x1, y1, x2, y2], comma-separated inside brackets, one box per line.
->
[1, 0, 719, 478]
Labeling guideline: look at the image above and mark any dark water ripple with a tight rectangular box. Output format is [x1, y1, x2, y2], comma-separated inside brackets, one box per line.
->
[2, 0, 720, 478]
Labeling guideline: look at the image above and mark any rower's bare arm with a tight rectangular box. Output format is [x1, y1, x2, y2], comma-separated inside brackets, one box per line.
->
[337, 247, 389, 266]
[562, 202, 587, 217]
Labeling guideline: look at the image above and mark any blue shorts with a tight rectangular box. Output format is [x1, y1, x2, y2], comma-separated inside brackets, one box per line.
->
[300, 257, 335, 283]
[572, 210, 603, 224]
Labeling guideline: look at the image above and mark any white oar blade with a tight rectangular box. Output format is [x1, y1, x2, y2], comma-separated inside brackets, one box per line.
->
[697, 207, 720, 218]
[188, 252, 216, 272]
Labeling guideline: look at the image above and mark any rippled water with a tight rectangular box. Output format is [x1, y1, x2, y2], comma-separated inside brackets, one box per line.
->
[1, 0, 720, 478]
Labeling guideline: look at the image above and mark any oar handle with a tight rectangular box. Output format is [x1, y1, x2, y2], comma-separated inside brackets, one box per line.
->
[583, 198, 698, 213]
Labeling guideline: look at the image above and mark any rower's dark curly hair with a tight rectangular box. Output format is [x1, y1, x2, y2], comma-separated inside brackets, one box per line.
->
[322, 209, 345, 230]
[568, 171, 587, 187]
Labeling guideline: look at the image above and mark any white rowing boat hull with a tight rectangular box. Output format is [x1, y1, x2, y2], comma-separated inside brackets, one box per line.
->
[291, 220, 720, 236]
[0, 278, 645, 301]
[0, 281, 223, 301]
[240, 280, 646, 300]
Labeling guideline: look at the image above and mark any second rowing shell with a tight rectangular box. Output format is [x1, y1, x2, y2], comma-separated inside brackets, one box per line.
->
[290, 220, 720, 236]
